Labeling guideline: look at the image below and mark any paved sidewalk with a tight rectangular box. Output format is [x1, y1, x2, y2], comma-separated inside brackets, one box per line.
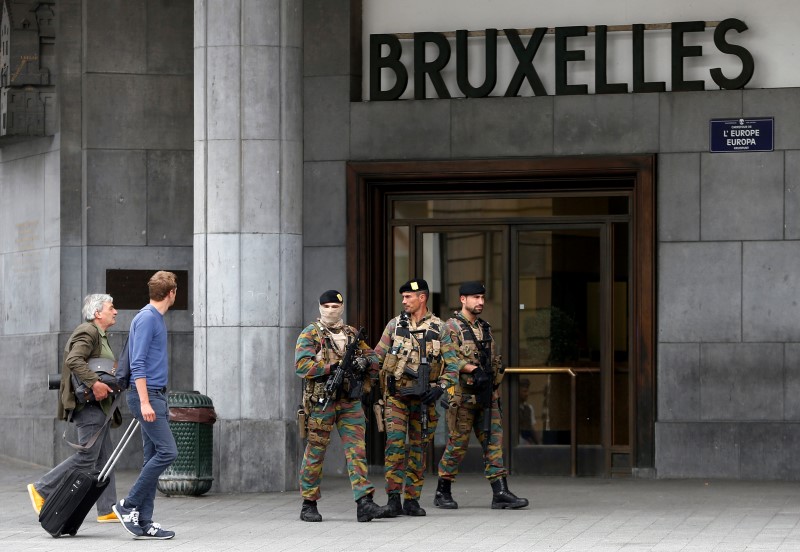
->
[3, 454, 800, 551]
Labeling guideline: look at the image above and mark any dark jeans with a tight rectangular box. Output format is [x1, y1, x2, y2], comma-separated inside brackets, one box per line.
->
[125, 388, 178, 525]
[35, 402, 117, 515]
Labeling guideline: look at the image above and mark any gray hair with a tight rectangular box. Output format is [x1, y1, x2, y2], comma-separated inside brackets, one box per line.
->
[82, 294, 114, 321]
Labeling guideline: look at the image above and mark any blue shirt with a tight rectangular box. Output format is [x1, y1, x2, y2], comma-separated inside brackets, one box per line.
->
[128, 304, 169, 388]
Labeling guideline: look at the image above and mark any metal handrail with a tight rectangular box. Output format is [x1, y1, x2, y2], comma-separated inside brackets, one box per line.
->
[505, 366, 578, 476]
[504, 366, 576, 376]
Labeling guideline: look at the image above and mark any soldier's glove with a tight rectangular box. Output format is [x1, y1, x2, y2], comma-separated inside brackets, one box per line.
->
[352, 356, 369, 374]
[472, 367, 490, 388]
[420, 385, 445, 405]
[326, 362, 339, 375]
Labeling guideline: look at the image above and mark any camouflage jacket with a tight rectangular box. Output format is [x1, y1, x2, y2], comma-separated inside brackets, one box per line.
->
[295, 321, 379, 381]
[445, 311, 499, 391]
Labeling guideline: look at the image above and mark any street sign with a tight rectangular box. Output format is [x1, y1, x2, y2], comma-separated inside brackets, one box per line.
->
[709, 117, 773, 152]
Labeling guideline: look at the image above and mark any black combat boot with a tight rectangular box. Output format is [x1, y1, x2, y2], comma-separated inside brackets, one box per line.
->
[386, 493, 404, 517]
[490, 477, 529, 509]
[433, 477, 458, 509]
[356, 494, 394, 522]
[402, 498, 427, 516]
[300, 499, 322, 522]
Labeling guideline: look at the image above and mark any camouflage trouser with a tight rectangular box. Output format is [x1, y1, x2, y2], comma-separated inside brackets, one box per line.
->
[384, 394, 438, 500]
[437, 397, 508, 481]
[299, 398, 374, 501]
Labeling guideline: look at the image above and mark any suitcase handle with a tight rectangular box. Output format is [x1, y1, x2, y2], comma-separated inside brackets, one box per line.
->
[98, 418, 140, 482]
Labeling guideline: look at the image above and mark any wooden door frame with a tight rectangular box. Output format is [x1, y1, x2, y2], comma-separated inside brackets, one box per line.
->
[346, 156, 656, 473]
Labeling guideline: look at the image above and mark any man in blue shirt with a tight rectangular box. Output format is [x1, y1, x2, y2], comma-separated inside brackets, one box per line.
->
[113, 271, 179, 540]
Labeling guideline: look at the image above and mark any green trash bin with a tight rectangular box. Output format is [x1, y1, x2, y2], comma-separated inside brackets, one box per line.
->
[157, 391, 217, 496]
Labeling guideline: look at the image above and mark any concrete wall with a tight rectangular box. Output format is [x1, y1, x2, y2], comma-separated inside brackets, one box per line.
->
[0, 0, 195, 468]
[305, 2, 800, 479]
[195, 0, 304, 493]
[656, 90, 800, 479]
[79, 0, 194, 468]
[0, 136, 61, 463]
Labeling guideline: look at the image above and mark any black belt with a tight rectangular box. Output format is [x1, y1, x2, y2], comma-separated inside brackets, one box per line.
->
[130, 386, 167, 394]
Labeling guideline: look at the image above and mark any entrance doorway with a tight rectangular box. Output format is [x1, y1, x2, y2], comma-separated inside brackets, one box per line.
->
[347, 157, 655, 477]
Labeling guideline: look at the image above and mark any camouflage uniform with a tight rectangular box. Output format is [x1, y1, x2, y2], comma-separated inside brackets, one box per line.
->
[438, 311, 508, 482]
[296, 321, 378, 502]
[374, 312, 459, 500]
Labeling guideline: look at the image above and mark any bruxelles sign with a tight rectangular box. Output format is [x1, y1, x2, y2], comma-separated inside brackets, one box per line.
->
[369, 18, 753, 101]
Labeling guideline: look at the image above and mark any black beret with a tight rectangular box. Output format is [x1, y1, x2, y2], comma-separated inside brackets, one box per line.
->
[319, 290, 343, 304]
[399, 279, 429, 294]
[459, 281, 486, 296]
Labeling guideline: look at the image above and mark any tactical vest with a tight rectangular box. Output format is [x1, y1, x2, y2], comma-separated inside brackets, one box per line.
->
[303, 323, 363, 407]
[313, 322, 356, 367]
[452, 314, 501, 394]
[381, 313, 445, 398]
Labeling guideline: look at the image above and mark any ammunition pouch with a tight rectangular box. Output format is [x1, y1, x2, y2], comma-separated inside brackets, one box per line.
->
[343, 371, 364, 399]
[380, 354, 399, 395]
[306, 415, 332, 446]
[492, 355, 504, 387]
[444, 389, 460, 433]
[373, 398, 385, 433]
[296, 406, 307, 439]
[429, 357, 444, 381]
[303, 379, 327, 412]
[444, 387, 481, 434]
[397, 362, 430, 399]
[455, 405, 474, 434]
[391, 356, 443, 399]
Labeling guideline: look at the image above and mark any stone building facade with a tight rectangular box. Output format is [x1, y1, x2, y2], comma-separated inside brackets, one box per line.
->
[1, 0, 799, 491]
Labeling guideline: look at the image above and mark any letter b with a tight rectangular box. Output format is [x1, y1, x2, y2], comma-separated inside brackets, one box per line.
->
[370, 34, 409, 101]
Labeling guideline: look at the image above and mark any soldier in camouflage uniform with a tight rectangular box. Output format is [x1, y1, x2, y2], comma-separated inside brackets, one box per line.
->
[296, 290, 393, 523]
[374, 278, 460, 517]
[434, 281, 528, 510]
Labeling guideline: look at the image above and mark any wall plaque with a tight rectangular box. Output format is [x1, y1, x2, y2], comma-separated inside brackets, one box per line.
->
[106, 269, 188, 310]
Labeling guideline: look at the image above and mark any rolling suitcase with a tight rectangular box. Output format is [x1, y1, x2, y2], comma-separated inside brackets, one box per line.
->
[39, 418, 140, 537]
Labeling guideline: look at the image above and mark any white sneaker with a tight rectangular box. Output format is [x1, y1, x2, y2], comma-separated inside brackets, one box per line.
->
[135, 522, 175, 540]
[112, 499, 143, 537]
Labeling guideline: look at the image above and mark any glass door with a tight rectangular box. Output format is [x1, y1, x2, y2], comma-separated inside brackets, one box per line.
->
[415, 228, 507, 473]
[414, 224, 630, 476]
[510, 226, 606, 476]
[386, 197, 632, 477]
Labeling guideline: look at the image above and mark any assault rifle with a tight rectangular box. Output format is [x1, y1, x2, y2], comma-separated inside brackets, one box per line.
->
[415, 329, 432, 438]
[321, 327, 366, 410]
[398, 326, 432, 437]
[475, 341, 493, 452]
[470, 325, 494, 453]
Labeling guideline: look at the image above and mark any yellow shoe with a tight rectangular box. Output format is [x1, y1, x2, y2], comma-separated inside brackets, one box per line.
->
[27, 483, 45, 515]
[97, 511, 120, 523]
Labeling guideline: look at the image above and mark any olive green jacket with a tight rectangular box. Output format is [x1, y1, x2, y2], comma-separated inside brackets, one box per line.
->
[57, 322, 104, 421]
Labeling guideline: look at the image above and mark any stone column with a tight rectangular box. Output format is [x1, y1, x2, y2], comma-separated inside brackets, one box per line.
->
[194, 0, 303, 492]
